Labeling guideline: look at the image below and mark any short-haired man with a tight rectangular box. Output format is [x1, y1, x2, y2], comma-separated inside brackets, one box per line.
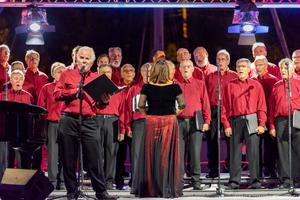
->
[292, 49, 300, 76]
[250, 42, 281, 79]
[54, 46, 117, 200]
[193, 46, 217, 79]
[109, 47, 123, 86]
[23, 49, 48, 104]
[177, 59, 211, 190]
[205, 49, 238, 178]
[37, 62, 66, 189]
[252, 55, 279, 178]
[269, 58, 300, 188]
[0, 44, 10, 92]
[222, 58, 267, 189]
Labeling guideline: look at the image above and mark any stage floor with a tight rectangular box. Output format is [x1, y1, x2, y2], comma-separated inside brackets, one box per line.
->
[47, 173, 300, 199]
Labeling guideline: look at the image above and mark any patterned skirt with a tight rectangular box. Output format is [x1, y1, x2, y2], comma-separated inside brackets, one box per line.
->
[133, 114, 182, 198]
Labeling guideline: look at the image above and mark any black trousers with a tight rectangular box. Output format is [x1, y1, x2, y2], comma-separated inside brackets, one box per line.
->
[96, 115, 119, 185]
[229, 117, 260, 184]
[206, 106, 230, 174]
[178, 118, 202, 184]
[58, 115, 106, 195]
[275, 117, 300, 182]
[130, 118, 145, 191]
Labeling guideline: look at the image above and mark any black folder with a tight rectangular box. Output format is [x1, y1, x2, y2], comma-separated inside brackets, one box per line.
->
[195, 111, 204, 131]
[83, 74, 119, 102]
[245, 113, 258, 134]
[293, 110, 300, 129]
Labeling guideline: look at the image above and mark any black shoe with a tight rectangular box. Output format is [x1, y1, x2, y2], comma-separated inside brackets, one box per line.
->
[116, 184, 124, 190]
[248, 181, 261, 189]
[206, 172, 218, 178]
[67, 193, 79, 200]
[279, 182, 290, 189]
[96, 191, 118, 200]
[106, 182, 114, 190]
[227, 182, 240, 189]
[193, 182, 203, 190]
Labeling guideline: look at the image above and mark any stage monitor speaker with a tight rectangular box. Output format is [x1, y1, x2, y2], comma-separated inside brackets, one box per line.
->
[0, 168, 54, 200]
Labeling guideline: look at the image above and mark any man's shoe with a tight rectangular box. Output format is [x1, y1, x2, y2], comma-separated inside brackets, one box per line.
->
[227, 182, 240, 189]
[67, 193, 78, 200]
[248, 181, 261, 189]
[278, 182, 290, 189]
[106, 182, 114, 190]
[206, 172, 218, 179]
[193, 182, 203, 190]
[96, 191, 118, 200]
[116, 184, 124, 190]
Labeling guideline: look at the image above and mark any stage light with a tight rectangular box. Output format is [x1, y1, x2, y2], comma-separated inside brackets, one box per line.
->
[15, 6, 55, 45]
[29, 22, 41, 32]
[228, 0, 268, 45]
[241, 24, 255, 33]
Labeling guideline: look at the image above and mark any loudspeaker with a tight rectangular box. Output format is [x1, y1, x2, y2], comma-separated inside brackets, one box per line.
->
[0, 168, 54, 200]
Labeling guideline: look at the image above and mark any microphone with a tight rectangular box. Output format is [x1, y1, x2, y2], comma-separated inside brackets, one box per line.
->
[80, 64, 86, 74]
[285, 61, 290, 68]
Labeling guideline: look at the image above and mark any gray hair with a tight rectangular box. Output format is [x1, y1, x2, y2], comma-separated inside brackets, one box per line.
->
[25, 49, 39, 60]
[236, 58, 251, 68]
[217, 49, 230, 62]
[252, 42, 266, 53]
[10, 69, 25, 80]
[254, 55, 268, 64]
[180, 60, 194, 68]
[77, 46, 96, 63]
[278, 58, 295, 70]
[292, 49, 300, 59]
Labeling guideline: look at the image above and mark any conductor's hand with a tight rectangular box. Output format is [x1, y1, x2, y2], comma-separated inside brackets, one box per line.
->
[118, 134, 125, 142]
[99, 93, 111, 104]
[225, 127, 232, 137]
[202, 124, 209, 132]
[269, 129, 276, 138]
[256, 126, 265, 135]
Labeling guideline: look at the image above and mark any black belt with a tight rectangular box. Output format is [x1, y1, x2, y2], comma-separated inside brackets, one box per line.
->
[97, 114, 117, 119]
[177, 117, 194, 121]
[231, 115, 248, 120]
[62, 112, 95, 120]
[48, 120, 59, 123]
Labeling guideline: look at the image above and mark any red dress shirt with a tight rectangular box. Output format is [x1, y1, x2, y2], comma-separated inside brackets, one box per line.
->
[124, 81, 146, 134]
[54, 68, 101, 116]
[196, 63, 217, 79]
[37, 82, 63, 122]
[221, 77, 267, 129]
[23, 69, 48, 104]
[206, 69, 238, 107]
[269, 75, 300, 129]
[112, 67, 122, 86]
[177, 77, 211, 124]
[0, 89, 33, 104]
[174, 66, 204, 83]
[0, 64, 10, 92]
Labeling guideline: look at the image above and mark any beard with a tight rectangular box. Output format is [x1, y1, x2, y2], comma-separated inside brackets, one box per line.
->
[111, 60, 121, 68]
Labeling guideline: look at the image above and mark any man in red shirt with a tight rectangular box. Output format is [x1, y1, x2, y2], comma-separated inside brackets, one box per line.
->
[23, 50, 48, 104]
[205, 49, 238, 179]
[115, 64, 136, 190]
[222, 58, 267, 189]
[95, 63, 125, 190]
[252, 55, 279, 178]
[177, 59, 211, 190]
[67, 45, 81, 70]
[124, 63, 151, 193]
[269, 58, 300, 189]
[193, 47, 217, 79]
[37, 62, 66, 189]
[0, 44, 11, 181]
[174, 48, 203, 82]
[250, 42, 281, 80]
[109, 47, 123, 86]
[0, 70, 33, 173]
[54, 46, 117, 200]
[292, 49, 300, 76]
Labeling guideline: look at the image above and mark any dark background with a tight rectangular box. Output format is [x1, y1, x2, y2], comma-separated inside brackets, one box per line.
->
[0, 8, 299, 77]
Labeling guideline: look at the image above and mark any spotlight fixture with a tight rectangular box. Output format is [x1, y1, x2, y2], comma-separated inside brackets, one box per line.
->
[228, 0, 269, 45]
[15, 6, 55, 45]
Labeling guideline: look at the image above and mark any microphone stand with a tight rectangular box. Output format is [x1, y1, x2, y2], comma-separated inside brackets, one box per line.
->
[216, 64, 224, 196]
[77, 67, 96, 199]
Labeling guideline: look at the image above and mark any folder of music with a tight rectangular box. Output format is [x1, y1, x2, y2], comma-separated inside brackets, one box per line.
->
[195, 111, 204, 131]
[246, 113, 258, 134]
[293, 110, 300, 129]
[83, 74, 119, 102]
